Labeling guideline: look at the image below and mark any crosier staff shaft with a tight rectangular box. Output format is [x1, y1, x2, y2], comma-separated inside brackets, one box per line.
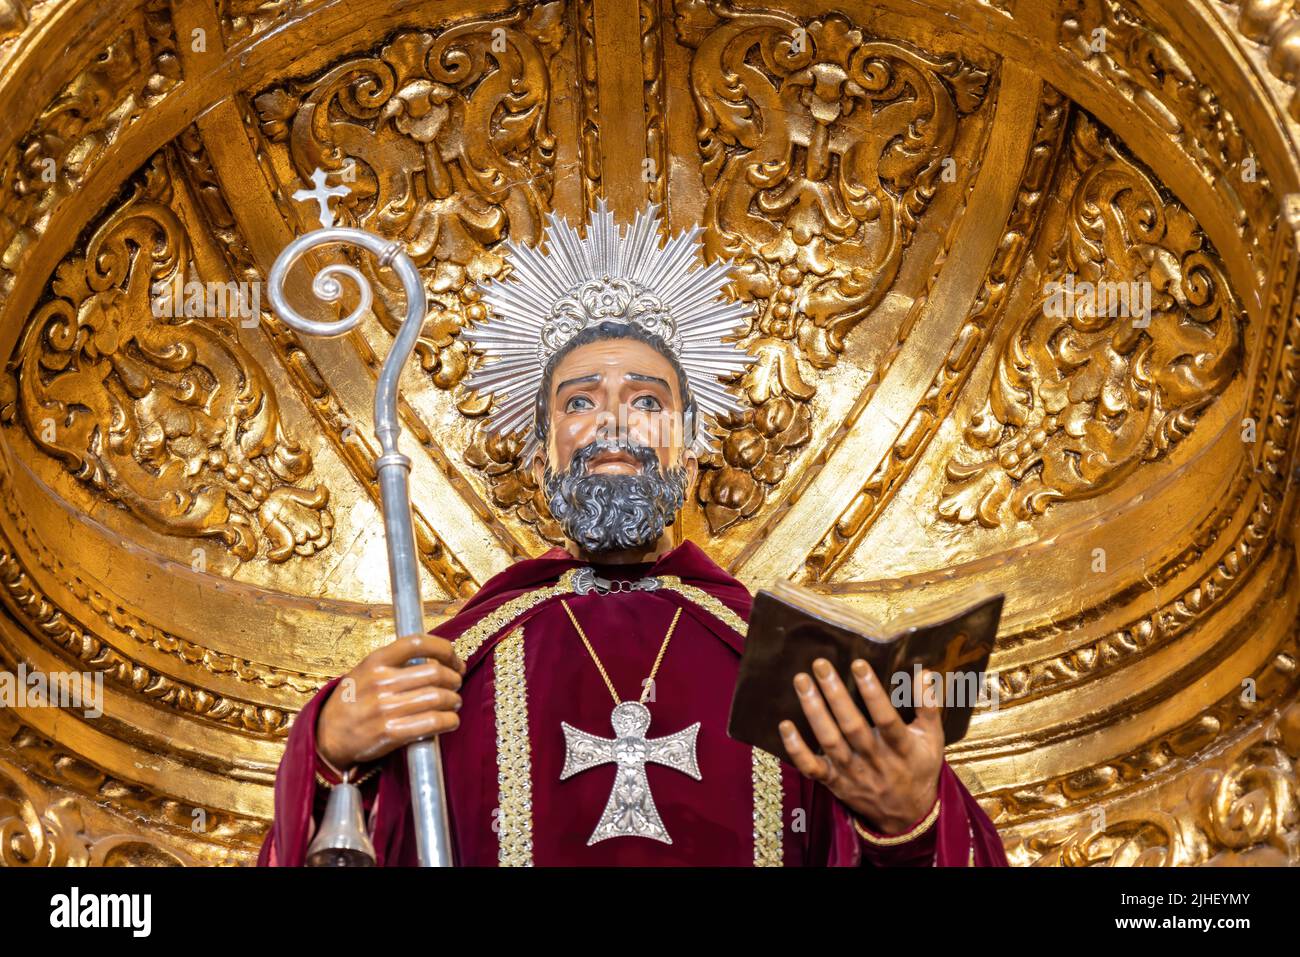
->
[268, 227, 454, 868]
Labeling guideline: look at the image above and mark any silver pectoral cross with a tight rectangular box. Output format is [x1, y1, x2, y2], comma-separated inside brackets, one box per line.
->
[560, 700, 701, 845]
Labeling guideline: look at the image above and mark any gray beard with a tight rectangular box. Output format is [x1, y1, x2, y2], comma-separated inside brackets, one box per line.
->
[543, 439, 689, 555]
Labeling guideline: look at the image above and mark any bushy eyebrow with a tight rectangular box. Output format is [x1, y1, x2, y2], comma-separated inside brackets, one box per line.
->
[626, 373, 671, 390]
[556, 374, 601, 392]
[557, 372, 671, 393]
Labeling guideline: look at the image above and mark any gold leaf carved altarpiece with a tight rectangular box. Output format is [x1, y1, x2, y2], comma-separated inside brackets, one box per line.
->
[0, 0, 1297, 865]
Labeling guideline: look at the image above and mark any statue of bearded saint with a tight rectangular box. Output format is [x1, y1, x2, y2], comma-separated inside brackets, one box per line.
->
[259, 203, 1007, 867]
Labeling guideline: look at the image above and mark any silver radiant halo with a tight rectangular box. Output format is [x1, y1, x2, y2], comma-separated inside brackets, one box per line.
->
[462, 199, 756, 457]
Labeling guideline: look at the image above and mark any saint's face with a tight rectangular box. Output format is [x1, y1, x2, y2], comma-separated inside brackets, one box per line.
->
[538, 337, 696, 482]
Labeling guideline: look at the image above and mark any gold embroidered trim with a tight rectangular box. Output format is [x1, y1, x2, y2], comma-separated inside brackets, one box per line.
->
[494, 627, 533, 866]
[660, 576, 781, 866]
[751, 748, 785, 866]
[853, 795, 942, 846]
[656, 576, 747, 637]
[453, 569, 580, 661]
[470, 569, 774, 865]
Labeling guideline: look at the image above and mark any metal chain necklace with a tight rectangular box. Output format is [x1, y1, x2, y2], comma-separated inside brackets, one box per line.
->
[558, 600, 702, 845]
[571, 566, 662, 596]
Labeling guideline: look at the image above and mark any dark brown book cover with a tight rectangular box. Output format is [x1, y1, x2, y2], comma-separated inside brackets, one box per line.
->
[727, 582, 1003, 758]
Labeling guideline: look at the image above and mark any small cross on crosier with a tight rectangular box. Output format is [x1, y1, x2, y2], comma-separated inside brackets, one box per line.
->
[292, 168, 351, 229]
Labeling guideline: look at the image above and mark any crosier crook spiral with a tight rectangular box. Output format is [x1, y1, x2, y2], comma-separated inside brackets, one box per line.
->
[267, 223, 454, 869]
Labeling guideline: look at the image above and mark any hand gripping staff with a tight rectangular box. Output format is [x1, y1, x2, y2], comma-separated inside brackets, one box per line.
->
[268, 193, 454, 868]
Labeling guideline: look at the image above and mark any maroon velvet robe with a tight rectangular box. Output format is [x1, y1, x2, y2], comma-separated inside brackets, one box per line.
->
[259, 542, 1007, 866]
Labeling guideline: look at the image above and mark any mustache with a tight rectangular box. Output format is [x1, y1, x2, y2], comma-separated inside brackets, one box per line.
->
[567, 438, 662, 475]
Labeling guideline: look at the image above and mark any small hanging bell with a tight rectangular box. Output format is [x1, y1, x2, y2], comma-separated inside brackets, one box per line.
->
[306, 771, 377, 867]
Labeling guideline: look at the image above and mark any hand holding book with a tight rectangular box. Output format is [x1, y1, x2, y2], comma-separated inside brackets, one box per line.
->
[727, 581, 1003, 835]
[781, 657, 946, 834]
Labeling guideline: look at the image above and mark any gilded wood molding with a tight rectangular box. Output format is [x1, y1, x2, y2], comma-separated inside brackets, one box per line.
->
[0, 0, 1297, 866]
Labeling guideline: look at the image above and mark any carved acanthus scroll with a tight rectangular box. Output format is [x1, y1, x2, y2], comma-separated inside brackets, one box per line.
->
[254, 5, 564, 395]
[252, 5, 568, 543]
[939, 117, 1242, 527]
[676, 5, 990, 531]
[3, 158, 334, 562]
[1017, 699, 1300, 867]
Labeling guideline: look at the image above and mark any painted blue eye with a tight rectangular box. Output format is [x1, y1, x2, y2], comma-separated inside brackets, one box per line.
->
[565, 395, 595, 412]
[632, 395, 663, 412]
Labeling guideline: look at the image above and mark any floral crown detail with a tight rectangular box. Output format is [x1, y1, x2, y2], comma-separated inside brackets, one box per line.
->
[462, 199, 754, 456]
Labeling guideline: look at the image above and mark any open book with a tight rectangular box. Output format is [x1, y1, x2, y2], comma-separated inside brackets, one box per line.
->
[727, 580, 1003, 758]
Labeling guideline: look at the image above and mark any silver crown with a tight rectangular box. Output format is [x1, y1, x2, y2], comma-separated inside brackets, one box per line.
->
[462, 200, 754, 456]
